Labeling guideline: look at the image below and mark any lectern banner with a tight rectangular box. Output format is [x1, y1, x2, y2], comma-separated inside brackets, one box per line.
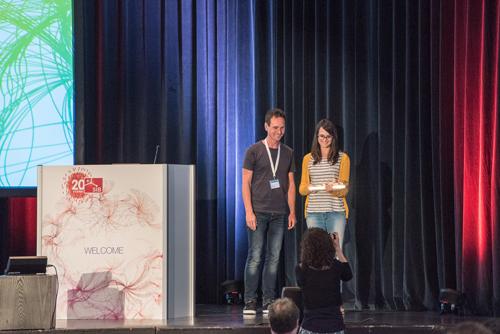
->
[37, 165, 167, 320]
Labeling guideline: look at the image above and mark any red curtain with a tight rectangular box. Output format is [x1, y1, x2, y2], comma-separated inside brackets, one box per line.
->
[6, 198, 37, 256]
[452, 0, 500, 314]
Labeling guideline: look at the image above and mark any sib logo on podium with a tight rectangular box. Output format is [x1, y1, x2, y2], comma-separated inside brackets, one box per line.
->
[84, 177, 103, 193]
[62, 167, 103, 201]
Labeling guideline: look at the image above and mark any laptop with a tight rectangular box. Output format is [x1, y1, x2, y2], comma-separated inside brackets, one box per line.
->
[3, 256, 47, 275]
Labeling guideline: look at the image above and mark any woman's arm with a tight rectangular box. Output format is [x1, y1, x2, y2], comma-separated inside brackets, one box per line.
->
[299, 154, 311, 196]
[329, 153, 350, 197]
[339, 262, 353, 281]
[331, 232, 348, 262]
[332, 233, 353, 281]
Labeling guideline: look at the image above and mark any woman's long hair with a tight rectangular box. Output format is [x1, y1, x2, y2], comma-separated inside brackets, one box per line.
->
[310, 119, 339, 165]
[300, 228, 336, 269]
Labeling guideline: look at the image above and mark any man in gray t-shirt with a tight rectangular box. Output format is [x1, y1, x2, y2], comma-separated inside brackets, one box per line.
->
[242, 108, 296, 315]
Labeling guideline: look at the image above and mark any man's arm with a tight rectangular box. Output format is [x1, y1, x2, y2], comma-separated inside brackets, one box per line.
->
[242, 168, 256, 230]
[287, 172, 296, 229]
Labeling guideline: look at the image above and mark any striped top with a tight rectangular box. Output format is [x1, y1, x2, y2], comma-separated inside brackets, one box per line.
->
[299, 151, 350, 217]
[306, 152, 345, 213]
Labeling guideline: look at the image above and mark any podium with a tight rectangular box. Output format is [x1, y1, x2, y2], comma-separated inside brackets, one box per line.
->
[36, 164, 194, 320]
[0, 275, 57, 330]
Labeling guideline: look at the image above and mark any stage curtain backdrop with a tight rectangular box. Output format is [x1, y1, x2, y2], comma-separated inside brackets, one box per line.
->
[1, 0, 498, 315]
[450, 0, 500, 315]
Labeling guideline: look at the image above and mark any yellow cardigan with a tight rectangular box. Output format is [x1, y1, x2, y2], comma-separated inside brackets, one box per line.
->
[299, 152, 350, 218]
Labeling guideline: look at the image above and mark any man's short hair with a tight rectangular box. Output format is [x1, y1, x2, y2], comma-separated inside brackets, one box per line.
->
[268, 298, 299, 334]
[265, 108, 286, 125]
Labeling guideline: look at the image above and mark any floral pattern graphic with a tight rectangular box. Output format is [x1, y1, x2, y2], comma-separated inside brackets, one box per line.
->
[39, 166, 165, 319]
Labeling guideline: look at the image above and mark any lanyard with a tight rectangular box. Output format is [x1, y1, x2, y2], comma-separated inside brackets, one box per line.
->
[264, 139, 280, 179]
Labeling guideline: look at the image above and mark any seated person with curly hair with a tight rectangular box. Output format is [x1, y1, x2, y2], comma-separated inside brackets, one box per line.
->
[296, 228, 353, 334]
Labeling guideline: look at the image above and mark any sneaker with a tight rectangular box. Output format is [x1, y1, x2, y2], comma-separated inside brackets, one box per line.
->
[262, 301, 274, 316]
[243, 300, 257, 315]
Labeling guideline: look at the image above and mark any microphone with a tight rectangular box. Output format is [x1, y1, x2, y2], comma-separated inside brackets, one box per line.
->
[153, 145, 160, 164]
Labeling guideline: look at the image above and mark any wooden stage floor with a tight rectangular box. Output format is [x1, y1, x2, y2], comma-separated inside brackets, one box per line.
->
[1, 304, 497, 334]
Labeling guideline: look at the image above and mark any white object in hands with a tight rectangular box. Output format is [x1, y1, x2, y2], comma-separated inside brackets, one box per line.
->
[309, 184, 326, 191]
[309, 183, 346, 192]
[331, 183, 346, 190]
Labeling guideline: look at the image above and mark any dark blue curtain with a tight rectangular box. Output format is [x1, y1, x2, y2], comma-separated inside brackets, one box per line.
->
[74, 0, 280, 304]
[71, 0, 500, 315]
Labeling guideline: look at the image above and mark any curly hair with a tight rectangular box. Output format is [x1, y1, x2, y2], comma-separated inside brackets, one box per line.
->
[300, 228, 336, 269]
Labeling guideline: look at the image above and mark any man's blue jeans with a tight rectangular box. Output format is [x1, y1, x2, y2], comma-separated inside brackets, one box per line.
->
[244, 212, 286, 304]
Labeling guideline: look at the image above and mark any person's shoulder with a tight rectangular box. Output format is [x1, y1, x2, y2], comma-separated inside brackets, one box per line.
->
[246, 141, 264, 153]
[303, 152, 312, 160]
[340, 151, 350, 161]
[280, 142, 293, 152]
[243, 142, 264, 165]
[333, 259, 350, 269]
[332, 258, 344, 266]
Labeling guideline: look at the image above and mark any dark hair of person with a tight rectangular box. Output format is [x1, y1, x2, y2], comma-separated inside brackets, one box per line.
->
[447, 322, 493, 334]
[483, 319, 500, 334]
[265, 108, 286, 125]
[268, 298, 300, 334]
[310, 119, 339, 165]
[300, 228, 335, 269]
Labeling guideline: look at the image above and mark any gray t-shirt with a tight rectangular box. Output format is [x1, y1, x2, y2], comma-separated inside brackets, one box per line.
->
[243, 141, 296, 214]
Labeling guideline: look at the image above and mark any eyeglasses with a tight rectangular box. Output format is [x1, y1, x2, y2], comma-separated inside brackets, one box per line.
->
[318, 134, 332, 140]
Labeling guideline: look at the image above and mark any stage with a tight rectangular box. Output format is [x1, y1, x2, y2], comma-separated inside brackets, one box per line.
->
[1, 305, 496, 334]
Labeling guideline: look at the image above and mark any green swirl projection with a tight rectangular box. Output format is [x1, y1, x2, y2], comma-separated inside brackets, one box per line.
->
[0, 0, 73, 187]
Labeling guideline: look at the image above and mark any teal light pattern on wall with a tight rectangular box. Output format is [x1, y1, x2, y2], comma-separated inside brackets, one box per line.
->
[0, 0, 73, 187]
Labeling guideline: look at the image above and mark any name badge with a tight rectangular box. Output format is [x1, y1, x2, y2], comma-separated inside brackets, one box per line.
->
[269, 179, 280, 189]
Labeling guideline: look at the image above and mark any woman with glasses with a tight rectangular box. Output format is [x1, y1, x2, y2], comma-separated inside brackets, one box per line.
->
[299, 119, 350, 248]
